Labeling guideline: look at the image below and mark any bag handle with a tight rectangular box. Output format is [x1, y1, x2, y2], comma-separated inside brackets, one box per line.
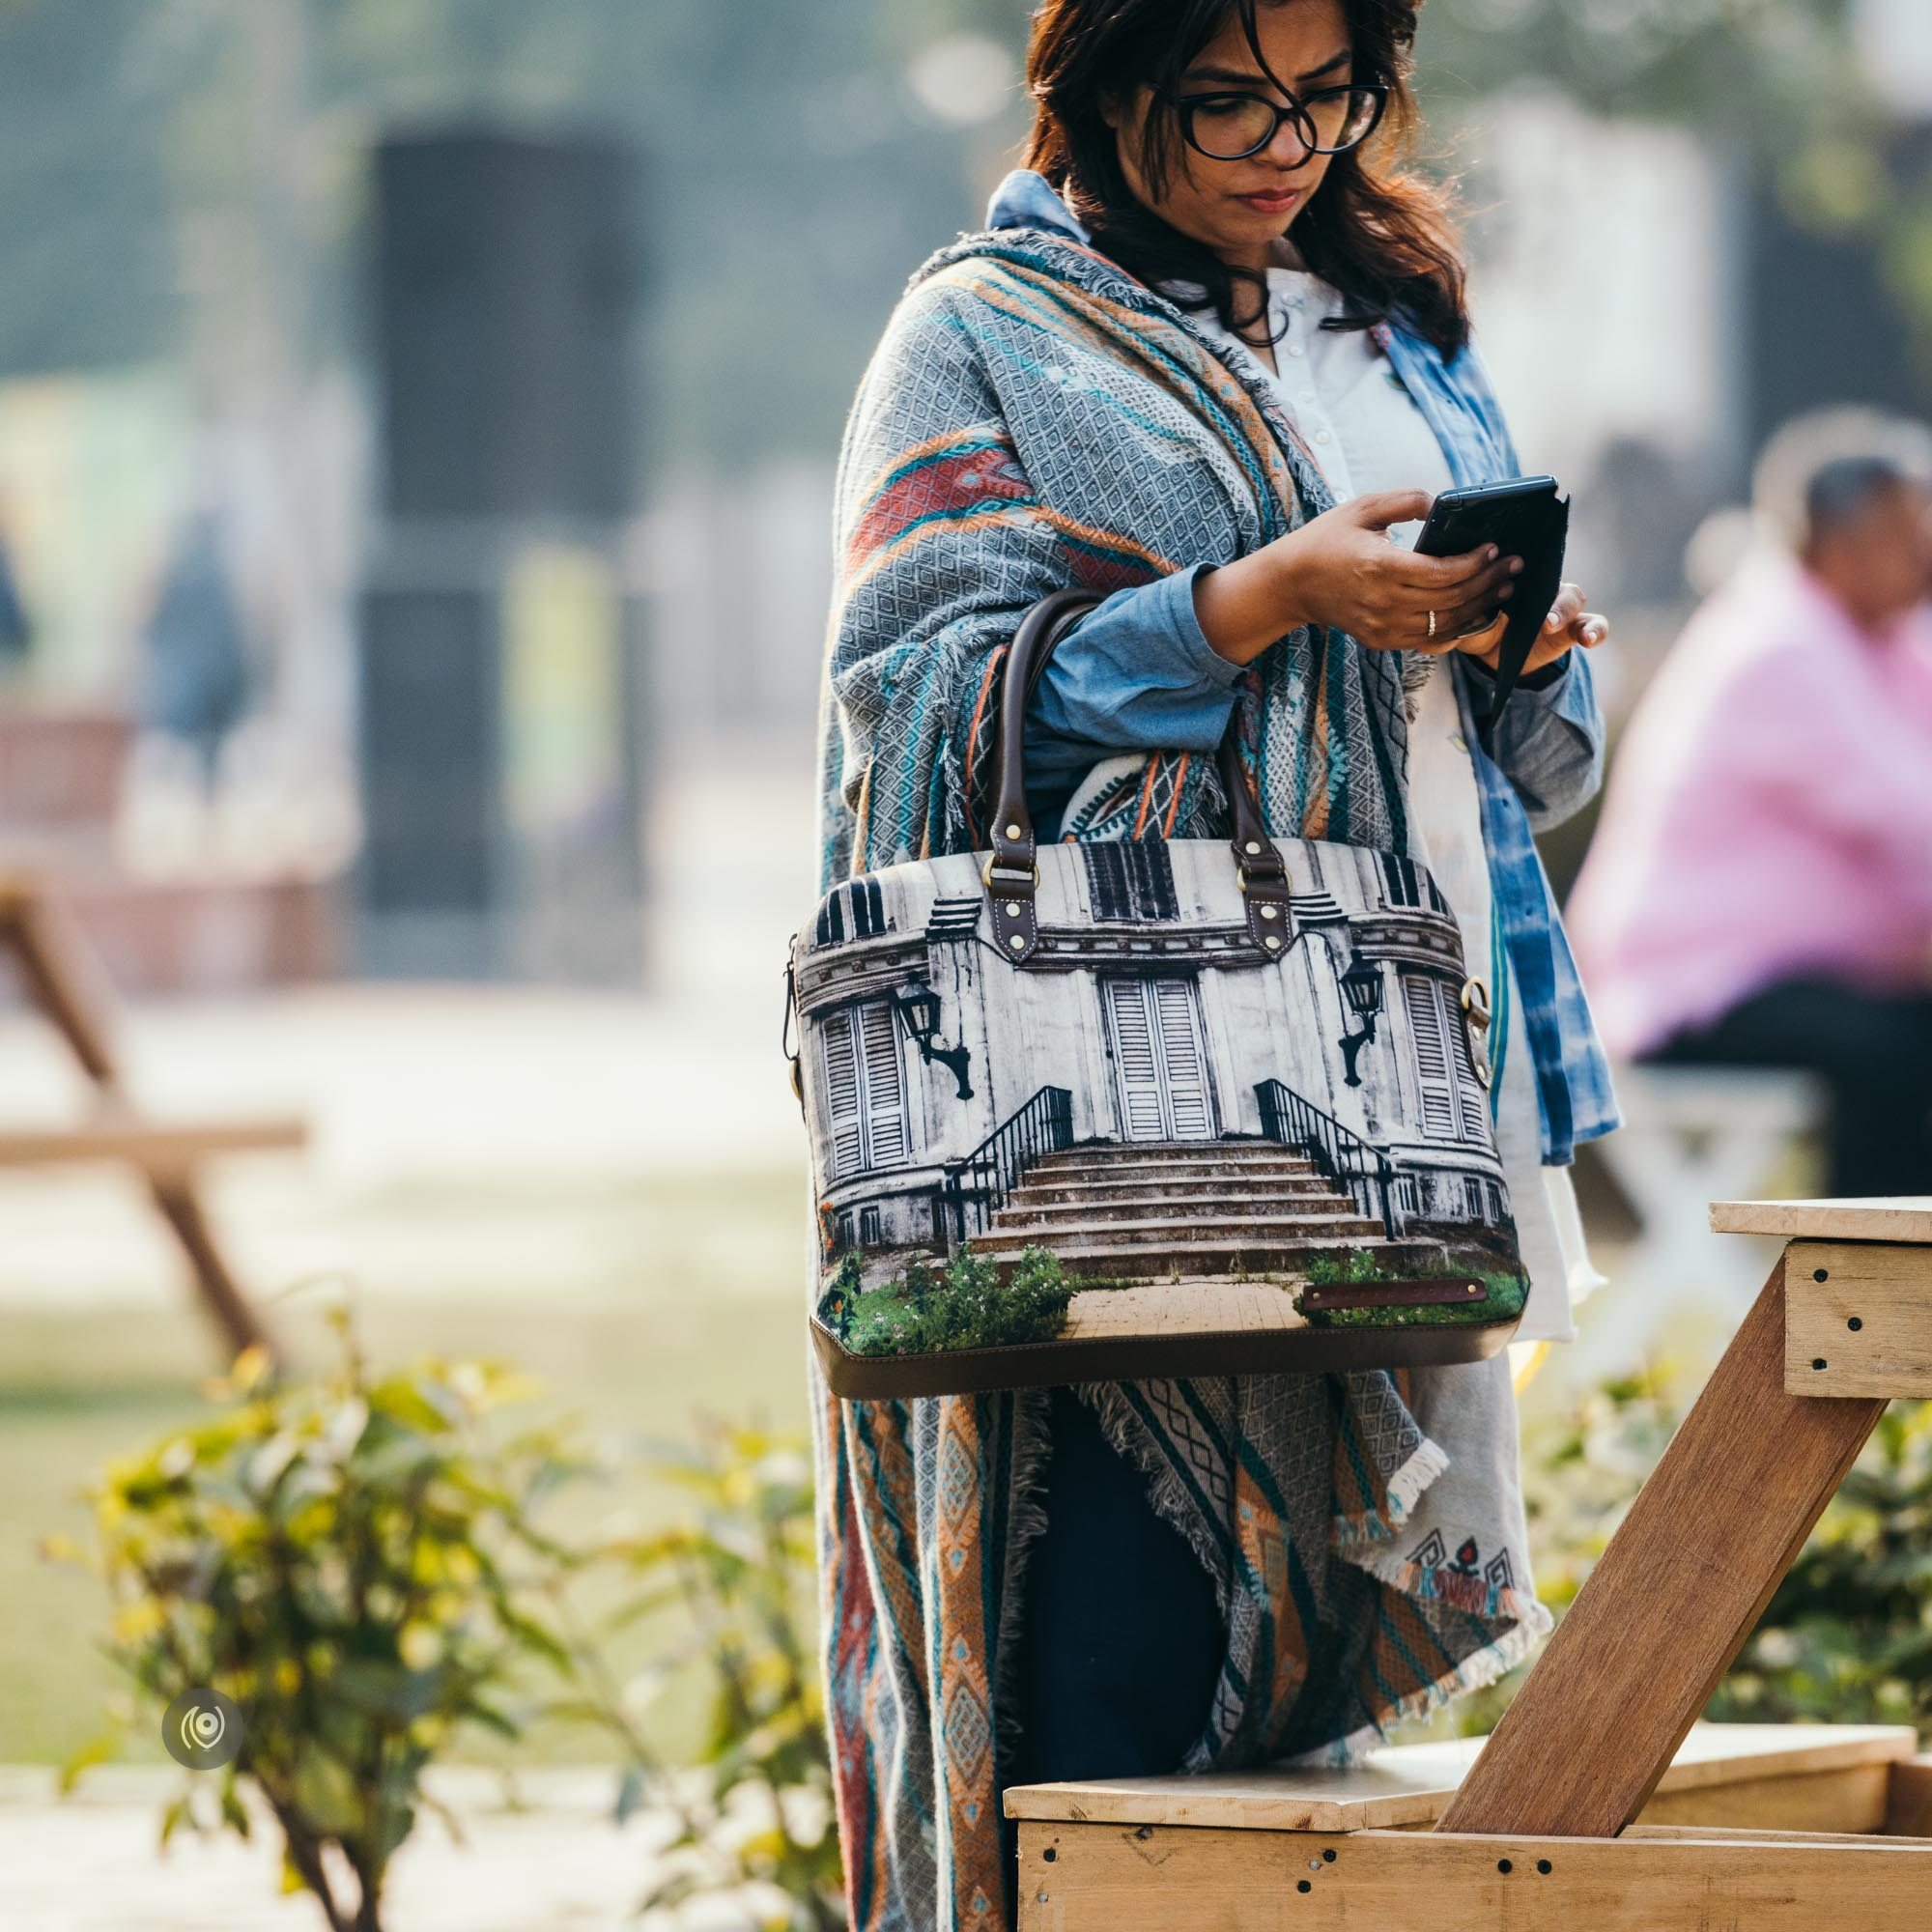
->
[983, 587, 1293, 963]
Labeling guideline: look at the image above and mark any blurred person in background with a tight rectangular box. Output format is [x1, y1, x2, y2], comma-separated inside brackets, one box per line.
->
[0, 523, 30, 673]
[137, 503, 251, 785]
[1570, 408, 1932, 1197]
[814, 2, 1613, 1924]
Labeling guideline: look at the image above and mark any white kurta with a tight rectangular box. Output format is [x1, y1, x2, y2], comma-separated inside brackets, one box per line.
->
[1167, 248, 1602, 1344]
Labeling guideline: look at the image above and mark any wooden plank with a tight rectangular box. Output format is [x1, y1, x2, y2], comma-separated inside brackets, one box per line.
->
[148, 1177, 277, 1360]
[1627, 1822, 1912, 1845]
[1785, 1241, 1932, 1398]
[1634, 1761, 1890, 1834]
[1435, 1253, 1886, 1838]
[1885, 1757, 1932, 1837]
[1712, 1198, 1932, 1243]
[1003, 1720, 1913, 1832]
[1016, 1822, 1932, 1931]
[0, 1117, 308, 1172]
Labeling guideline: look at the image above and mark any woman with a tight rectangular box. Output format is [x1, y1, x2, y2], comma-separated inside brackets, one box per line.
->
[813, 4, 1617, 1926]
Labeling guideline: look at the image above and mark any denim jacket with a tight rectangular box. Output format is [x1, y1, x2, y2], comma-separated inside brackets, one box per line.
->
[987, 168, 1618, 1162]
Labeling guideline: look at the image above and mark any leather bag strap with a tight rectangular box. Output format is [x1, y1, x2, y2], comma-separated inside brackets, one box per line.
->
[983, 587, 1293, 961]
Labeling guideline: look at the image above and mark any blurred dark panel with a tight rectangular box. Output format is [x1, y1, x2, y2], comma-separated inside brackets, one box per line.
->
[357, 587, 498, 916]
[1744, 169, 1932, 463]
[372, 131, 640, 521]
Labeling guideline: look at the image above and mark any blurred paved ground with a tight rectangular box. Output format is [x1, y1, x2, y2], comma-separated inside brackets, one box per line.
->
[0, 1766, 673, 1931]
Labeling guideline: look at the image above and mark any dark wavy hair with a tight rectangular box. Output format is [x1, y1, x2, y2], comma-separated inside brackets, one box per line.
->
[1021, 0, 1468, 356]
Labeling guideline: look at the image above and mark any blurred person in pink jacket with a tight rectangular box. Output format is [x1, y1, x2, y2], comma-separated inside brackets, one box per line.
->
[1569, 409, 1932, 1197]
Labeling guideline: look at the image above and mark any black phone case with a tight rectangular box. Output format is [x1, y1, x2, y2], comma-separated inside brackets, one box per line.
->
[1417, 483, 1571, 737]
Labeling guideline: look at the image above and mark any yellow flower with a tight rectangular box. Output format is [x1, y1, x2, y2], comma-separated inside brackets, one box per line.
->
[399, 1622, 441, 1670]
[111, 1600, 166, 1644]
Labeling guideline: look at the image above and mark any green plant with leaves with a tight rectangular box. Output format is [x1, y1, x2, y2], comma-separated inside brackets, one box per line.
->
[591, 1420, 843, 1932]
[837, 1242, 1075, 1355]
[45, 1318, 605, 1932]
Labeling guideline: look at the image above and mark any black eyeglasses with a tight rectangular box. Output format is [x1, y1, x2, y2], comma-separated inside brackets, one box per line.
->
[1163, 81, 1388, 163]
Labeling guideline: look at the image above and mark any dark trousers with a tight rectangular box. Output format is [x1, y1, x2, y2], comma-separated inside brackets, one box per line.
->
[1643, 978, 1932, 1197]
[1001, 1389, 1223, 1796]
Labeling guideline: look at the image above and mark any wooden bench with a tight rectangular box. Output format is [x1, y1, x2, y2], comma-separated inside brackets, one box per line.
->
[0, 869, 304, 1359]
[1006, 1197, 1932, 1929]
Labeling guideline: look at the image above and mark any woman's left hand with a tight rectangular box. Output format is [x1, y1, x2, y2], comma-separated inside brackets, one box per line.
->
[1450, 580, 1608, 676]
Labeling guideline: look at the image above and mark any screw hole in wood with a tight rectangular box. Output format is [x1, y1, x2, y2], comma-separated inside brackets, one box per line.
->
[1848, 1317, 1862, 1331]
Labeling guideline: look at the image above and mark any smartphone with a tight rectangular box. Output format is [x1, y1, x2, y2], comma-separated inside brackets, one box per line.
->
[1413, 475, 1571, 734]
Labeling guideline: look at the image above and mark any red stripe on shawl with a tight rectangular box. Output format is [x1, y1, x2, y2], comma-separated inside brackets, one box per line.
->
[1161, 752, 1191, 836]
[1130, 757, 1159, 838]
[829, 1468, 882, 1926]
[848, 443, 1030, 567]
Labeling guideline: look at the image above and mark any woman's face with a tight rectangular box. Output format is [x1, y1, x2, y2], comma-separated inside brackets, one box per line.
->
[1105, 0, 1354, 271]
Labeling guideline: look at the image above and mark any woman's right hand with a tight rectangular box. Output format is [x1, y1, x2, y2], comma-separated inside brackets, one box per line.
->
[1194, 489, 1522, 667]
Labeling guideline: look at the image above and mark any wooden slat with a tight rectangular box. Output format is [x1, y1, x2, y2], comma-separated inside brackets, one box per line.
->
[1003, 1721, 1913, 1832]
[1435, 1253, 1886, 1838]
[0, 1118, 308, 1171]
[1627, 1822, 1917, 1845]
[1885, 1757, 1932, 1838]
[1634, 1762, 1890, 1834]
[1711, 1198, 1932, 1243]
[1784, 1241, 1932, 1398]
[1016, 1822, 1932, 1931]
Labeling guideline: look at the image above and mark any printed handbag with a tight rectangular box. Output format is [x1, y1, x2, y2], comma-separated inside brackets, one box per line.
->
[786, 587, 1529, 1398]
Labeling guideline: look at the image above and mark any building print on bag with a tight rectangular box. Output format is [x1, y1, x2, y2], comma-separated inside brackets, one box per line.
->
[795, 837, 1511, 1280]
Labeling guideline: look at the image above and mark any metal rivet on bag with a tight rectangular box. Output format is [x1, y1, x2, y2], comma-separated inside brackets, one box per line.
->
[1009, 934, 1026, 952]
[1004, 822, 1022, 839]
[1007, 902, 1022, 917]
[1264, 934, 1281, 951]
[1261, 904, 1279, 920]
[1244, 839, 1262, 855]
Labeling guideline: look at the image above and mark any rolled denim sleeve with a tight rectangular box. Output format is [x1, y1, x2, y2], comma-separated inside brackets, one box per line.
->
[1457, 646, 1605, 832]
[1022, 562, 1246, 798]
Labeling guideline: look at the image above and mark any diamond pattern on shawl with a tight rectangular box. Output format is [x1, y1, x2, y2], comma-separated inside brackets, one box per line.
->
[938, 1424, 978, 1525]
[1132, 1378, 1235, 1520]
[1343, 1371, 1428, 1489]
[943, 1676, 993, 1788]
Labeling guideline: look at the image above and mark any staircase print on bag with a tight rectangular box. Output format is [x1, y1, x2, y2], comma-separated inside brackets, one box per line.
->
[787, 589, 1530, 1397]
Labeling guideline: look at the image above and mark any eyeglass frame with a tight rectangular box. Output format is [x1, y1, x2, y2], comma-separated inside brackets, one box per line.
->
[1157, 78, 1389, 164]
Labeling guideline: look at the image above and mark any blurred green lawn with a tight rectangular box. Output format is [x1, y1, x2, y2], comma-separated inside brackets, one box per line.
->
[0, 1168, 811, 1768]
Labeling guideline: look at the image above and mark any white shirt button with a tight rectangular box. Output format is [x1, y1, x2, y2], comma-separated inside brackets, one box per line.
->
[1316, 428, 1333, 443]
[1286, 342, 1306, 357]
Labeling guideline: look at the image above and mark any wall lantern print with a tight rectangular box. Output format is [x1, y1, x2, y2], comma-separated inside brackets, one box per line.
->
[892, 980, 974, 1099]
[1337, 953, 1385, 1088]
